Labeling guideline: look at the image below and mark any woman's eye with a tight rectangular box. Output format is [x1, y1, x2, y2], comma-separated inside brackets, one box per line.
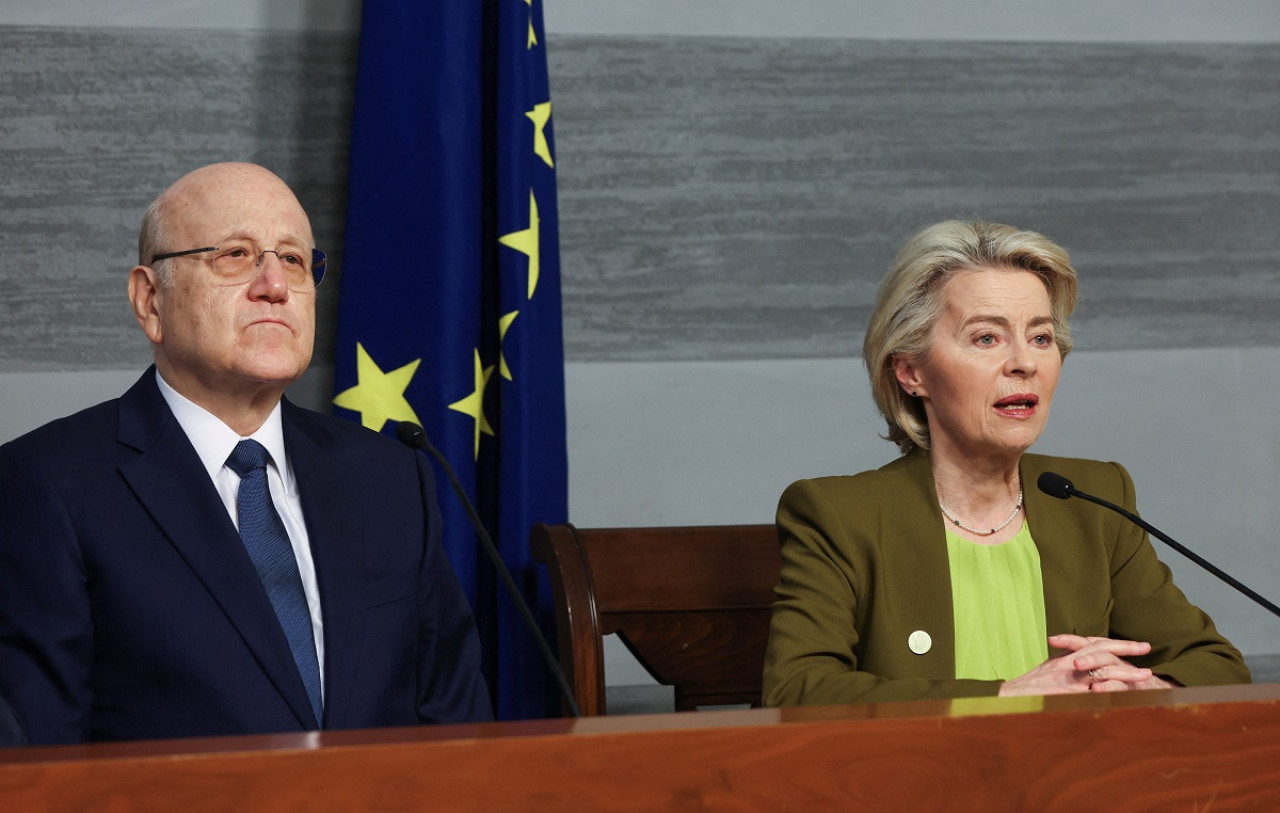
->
[976, 334, 997, 346]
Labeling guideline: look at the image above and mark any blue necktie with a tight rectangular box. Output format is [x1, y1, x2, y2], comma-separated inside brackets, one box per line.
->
[226, 439, 323, 726]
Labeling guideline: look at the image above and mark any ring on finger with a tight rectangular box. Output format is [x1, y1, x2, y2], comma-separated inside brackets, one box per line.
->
[1087, 669, 1098, 683]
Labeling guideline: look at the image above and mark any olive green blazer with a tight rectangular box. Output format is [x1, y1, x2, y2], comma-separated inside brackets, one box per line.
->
[763, 450, 1250, 706]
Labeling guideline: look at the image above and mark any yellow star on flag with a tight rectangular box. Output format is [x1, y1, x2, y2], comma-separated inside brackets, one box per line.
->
[498, 189, 540, 299]
[332, 342, 423, 431]
[448, 349, 496, 459]
[527, 101, 554, 168]
[525, 0, 537, 48]
[498, 310, 519, 381]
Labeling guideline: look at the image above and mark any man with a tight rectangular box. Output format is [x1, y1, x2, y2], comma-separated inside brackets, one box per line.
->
[0, 163, 492, 744]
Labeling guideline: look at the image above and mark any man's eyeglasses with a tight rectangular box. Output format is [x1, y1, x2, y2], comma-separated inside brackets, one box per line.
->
[150, 244, 327, 288]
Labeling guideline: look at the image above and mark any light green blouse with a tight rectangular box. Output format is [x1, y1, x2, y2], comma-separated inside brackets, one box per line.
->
[945, 521, 1048, 680]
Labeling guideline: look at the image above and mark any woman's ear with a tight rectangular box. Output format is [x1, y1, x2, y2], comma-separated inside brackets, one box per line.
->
[892, 354, 925, 398]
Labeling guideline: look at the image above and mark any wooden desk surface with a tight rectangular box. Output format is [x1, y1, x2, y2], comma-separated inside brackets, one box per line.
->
[3, 683, 1278, 810]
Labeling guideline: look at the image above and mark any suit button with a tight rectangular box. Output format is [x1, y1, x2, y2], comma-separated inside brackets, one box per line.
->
[908, 630, 932, 655]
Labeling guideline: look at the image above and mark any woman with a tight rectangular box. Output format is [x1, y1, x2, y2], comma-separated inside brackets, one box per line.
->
[763, 220, 1249, 705]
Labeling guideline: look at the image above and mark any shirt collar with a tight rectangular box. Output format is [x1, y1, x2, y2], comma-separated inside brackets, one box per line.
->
[154, 370, 293, 492]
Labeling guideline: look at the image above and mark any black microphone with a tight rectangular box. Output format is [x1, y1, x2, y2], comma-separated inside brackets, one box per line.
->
[396, 421, 581, 717]
[1037, 471, 1280, 619]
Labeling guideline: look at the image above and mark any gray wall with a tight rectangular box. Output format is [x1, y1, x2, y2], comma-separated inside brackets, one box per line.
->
[2, 2, 1279, 686]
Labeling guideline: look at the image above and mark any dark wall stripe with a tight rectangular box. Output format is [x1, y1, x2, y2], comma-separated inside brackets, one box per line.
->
[2, 28, 1276, 369]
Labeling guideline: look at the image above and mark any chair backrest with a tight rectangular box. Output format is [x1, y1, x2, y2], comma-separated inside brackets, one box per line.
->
[529, 523, 781, 716]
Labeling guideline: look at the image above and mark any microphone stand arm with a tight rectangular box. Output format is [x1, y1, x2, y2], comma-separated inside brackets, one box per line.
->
[1068, 487, 1280, 619]
[412, 433, 582, 717]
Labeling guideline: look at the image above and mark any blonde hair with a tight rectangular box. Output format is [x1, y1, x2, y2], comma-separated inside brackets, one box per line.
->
[863, 220, 1079, 454]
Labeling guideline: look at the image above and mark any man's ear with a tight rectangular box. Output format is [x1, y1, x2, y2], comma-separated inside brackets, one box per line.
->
[892, 354, 926, 398]
[128, 265, 163, 344]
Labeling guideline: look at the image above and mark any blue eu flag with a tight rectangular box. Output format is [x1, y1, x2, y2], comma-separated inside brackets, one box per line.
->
[333, 0, 568, 720]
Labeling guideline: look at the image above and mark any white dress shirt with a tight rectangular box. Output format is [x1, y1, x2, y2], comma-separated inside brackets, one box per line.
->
[155, 371, 325, 696]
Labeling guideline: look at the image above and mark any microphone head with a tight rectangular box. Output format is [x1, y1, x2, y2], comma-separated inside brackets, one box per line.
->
[1037, 471, 1075, 500]
[395, 421, 427, 448]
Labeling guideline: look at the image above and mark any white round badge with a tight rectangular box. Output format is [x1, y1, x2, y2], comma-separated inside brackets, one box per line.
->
[908, 630, 932, 655]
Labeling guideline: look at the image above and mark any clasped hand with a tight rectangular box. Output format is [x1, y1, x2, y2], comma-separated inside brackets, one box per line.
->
[998, 634, 1176, 696]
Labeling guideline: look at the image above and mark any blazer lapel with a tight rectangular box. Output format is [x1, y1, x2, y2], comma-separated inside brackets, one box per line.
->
[116, 371, 319, 729]
[1022, 455, 1087, 638]
[282, 402, 365, 730]
[883, 451, 958, 674]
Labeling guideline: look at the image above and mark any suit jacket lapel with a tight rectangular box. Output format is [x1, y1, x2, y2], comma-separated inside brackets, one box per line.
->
[885, 451, 958, 674]
[116, 370, 318, 729]
[282, 402, 365, 730]
[1022, 454, 1083, 638]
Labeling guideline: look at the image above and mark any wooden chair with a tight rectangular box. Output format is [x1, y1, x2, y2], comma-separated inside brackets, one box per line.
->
[529, 523, 782, 716]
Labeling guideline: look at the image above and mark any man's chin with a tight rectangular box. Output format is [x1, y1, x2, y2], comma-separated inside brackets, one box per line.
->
[235, 358, 310, 389]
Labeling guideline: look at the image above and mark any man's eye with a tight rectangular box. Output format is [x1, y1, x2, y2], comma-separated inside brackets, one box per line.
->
[281, 252, 305, 266]
[223, 246, 252, 259]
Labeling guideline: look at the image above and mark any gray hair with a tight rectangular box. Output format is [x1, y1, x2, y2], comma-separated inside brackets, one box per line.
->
[137, 192, 175, 287]
[863, 220, 1079, 454]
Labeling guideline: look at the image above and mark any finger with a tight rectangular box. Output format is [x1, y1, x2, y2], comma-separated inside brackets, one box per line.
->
[1048, 633, 1087, 645]
[1107, 639, 1153, 655]
[1074, 656, 1156, 681]
[1113, 667, 1155, 682]
[1085, 664, 1154, 685]
[1050, 635, 1153, 658]
[1077, 635, 1127, 646]
[1089, 639, 1152, 656]
[1047, 633, 1091, 652]
[1089, 678, 1132, 693]
[1070, 641, 1153, 667]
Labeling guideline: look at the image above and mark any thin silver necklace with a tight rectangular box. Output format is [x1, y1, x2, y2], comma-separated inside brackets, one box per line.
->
[939, 489, 1024, 536]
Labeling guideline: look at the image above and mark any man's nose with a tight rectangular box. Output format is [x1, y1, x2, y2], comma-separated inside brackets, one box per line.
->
[249, 252, 290, 300]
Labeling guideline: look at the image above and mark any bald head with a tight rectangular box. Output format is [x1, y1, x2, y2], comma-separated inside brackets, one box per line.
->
[139, 163, 314, 281]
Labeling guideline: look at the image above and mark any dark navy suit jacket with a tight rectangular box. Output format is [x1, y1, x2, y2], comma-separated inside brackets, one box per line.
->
[0, 369, 491, 744]
[0, 693, 23, 747]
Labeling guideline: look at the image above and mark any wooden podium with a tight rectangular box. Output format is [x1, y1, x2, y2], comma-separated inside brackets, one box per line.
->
[3, 683, 1279, 810]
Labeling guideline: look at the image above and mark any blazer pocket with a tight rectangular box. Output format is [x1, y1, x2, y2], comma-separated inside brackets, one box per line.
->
[1072, 599, 1115, 638]
[364, 572, 419, 608]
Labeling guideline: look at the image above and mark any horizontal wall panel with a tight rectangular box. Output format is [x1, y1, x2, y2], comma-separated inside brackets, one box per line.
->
[551, 37, 1280, 360]
[0, 26, 355, 371]
[2, 28, 1276, 370]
